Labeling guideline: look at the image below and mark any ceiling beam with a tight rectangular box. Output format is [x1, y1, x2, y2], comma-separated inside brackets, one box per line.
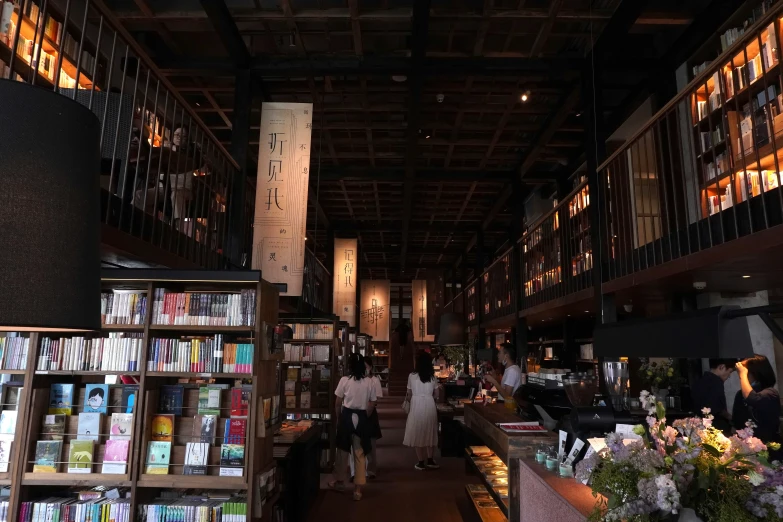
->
[400, 0, 431, 270]
[131, 0, 182, 54]
[308, 187, 330, 229]
[529, 0, 563, 57]
[198, 0, 251, 67]
[329, 221, 508, 233]
[316, 168, 513, 183]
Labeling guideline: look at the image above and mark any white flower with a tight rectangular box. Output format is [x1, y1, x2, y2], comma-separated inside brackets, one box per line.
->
[748, 470, 766, 486]
[701, 407, 711, 416]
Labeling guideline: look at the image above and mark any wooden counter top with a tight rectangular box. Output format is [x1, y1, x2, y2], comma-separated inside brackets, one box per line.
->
[518, 456, 598, 519]
[464, 403, 556, 462]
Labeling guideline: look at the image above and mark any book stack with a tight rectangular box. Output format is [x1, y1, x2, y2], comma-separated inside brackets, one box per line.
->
[147, 336, 254, 374]
[286, 323, 334, 340]
[152, 289, 256, 326]
[139, 498, 247, 522]
[19, 498, 131, 522]
[43, 15, 62, 43]
[0, 335, 28, 370]
[38, 334, 143, 372]
[282, 343, 330, 363]
[101, 292, 147, 325]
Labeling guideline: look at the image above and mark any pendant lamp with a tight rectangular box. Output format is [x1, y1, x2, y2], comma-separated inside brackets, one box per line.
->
[0, 80, 101, 331]
[437, 312, 465, 346]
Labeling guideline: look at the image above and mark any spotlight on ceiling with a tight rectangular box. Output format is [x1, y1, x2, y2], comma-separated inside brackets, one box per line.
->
[520, 90, 531, 102]
[392, 75, 408, 82]
[742, 275, 751, 278]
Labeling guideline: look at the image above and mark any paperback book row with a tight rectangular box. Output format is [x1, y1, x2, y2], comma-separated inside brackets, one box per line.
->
[139, 498, 247, 522]
[33, 384, 137, 474]
[283, 366, 331, 410]
[282, 343, 330, 363]
[19, 498, 131, 522]
[38, 334, 143, 372]
[144, 384, 254, 477]
[101, 292, 147, 325]
[0, 385, 21, 472]
[152, 290, 257, 326]
[0, 335, 28, 370]
[286, 323, 334, 340]
[147, 336, 254, 374]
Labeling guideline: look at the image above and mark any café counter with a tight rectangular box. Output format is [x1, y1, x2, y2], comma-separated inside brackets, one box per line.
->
[464, 403, 598, 522]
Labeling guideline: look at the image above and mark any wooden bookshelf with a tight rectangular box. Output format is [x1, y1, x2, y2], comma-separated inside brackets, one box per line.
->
[5, 270, 282, 522]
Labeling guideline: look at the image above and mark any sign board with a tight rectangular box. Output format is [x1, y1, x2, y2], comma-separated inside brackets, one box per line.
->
[333, 238, 358, 326]
[359, 280, 390, 341]
[412, 280, 434, 342]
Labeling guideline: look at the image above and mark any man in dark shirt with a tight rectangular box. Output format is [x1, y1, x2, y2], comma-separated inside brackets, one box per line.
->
[692, 358, 736, 433]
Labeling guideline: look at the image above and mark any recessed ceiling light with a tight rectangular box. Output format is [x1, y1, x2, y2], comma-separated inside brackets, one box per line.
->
[520, 90, 531, 102]
[392, 75, 407, 82]
[742, 275, 751, 278]
[425, 134, 431, 139]
[584, 310, 589, 313]
[196, 102, 200, 107]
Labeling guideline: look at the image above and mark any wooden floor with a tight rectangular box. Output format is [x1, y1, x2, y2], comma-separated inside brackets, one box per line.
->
[306, 397, 484, 522]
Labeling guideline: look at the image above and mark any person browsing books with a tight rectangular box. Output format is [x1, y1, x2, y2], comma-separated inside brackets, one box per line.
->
[329, 353, 377, 501]
[351, 358, 383, 480]
[482, 342, 522, 402]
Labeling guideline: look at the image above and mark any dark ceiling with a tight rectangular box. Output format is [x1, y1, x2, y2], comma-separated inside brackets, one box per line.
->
[102, 0, 724, 281]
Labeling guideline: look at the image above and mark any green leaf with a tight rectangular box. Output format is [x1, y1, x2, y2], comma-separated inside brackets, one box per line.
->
[701, 444, 722, 458]
[656, 401, 666, 420]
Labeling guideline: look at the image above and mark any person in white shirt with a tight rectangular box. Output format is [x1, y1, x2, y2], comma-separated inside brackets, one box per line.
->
[351, 359, 384, 480]
[328, 353, 377, 501]
[483, 343, 522, 402]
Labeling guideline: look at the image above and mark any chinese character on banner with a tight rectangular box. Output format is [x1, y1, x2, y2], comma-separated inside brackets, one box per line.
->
[252, 103, 313, 296]
[360, 280, 390, 341]
[333, 239, 358, 326]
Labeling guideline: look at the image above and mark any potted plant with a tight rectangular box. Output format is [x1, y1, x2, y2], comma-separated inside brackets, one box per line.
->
[576, 391, 781, 521]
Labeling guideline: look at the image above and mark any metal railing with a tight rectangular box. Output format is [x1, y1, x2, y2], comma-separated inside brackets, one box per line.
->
[597, 5, 783, 283]
[0, 0, 248, 269]
[519, 180, 594, 309]
[481, 247, 516, 322]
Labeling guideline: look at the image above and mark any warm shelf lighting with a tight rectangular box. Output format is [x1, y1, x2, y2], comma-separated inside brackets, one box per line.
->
[742, 275, 751, 278]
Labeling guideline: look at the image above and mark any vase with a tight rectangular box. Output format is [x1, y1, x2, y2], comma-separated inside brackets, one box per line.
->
[654, 388, 669, 404]
[678, 508, 703, 522]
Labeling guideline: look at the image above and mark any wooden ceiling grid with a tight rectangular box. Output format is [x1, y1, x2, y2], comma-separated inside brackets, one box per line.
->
[103, 0, 705, 279]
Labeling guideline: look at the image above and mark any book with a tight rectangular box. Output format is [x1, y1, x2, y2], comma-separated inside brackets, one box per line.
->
[230, 387, 250, 418]
[77, 412, 101, 442]
[300, 382, 310, 393]
[110, 413, 133, 440]
[41, 414, 66, 440]
[496, 422, 546, 434]
[0, 410, 16, 440]
[84, 384, 109, 414]
[300, 392, 311, 409]
[198, 386, 222, 416]
[48, 384, 75, 415]
[219, 444, 245, 477]
[151, 414, 174, 442]
[159, 385, 184, 416]
[301, 368, 313, 381]
[67, 440, 94, 473]
[33, 440, 62, 472]
[263, 398, 271, 426]
[285, 396, 296, 409]
[226, 418, 246, 445]
[183, 442, 209, 475]
[194, 415, 218, 444]
[145, 441, 171, 474]
[271, 396, 280, 423]
[0, 440, 11, 472]
[102, 439, 130, 474]
[39, 335, 143, 372]
[284, 381, 295, 396]
[286, 368, 299, 380]
[121, 385, 138, 414]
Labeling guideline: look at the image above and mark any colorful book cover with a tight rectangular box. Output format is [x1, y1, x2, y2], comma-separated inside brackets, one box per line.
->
[33, 440, 62, 473]
[76, 412, 101, 442]
[284, 381, 296, 396]
[219, 444, 245, 477]
[230, 388, 249, 418]
[183, 442, 209, 475]
[67, 440, 94, 473]
[101, 439, 129, 474]
[285, 396, 296, 409]
[197, 386, 221, 416]
[151, 414, 174, 442]
[263, 398, 271, 426]
[0, 410, 17, 439]
[145, 441, 171, 474]
[320, 367, 331, 382]
[193, 415, 218, 445]
[227, 418, 246, 445]
[83, 384, 109, 414]
[110, 413, 133, 440]
[48, 384, 74, 415]
[41, 414, 66, 441]
[0, 440, 11, 472]
[300, 368, 313, 382]
[300, 392, 311, 409]
[271, 396, 280, 423]
[286, 367, 299, 380]
[159, 385, 184, 416]
[121, 385, 139, 414]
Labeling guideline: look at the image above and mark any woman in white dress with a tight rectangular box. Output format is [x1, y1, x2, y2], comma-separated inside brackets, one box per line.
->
[403, 352, 440, 470]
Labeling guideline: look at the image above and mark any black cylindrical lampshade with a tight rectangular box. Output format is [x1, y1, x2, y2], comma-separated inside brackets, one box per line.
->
[437, 312, 465, 346]
[0, 80, 101, 331]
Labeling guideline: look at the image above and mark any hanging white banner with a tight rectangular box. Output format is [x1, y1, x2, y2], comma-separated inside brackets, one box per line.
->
[251, 102, 313, 296]
[360, 280, 390, 341]
[333, 238, 358, 326]
[412, 280, 434, 342]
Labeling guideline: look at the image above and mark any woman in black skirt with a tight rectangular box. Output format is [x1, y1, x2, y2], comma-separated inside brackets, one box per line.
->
[365, 358, 383, 478]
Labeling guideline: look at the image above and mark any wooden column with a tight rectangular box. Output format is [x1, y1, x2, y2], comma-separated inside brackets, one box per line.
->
[227, 69, 252, 267]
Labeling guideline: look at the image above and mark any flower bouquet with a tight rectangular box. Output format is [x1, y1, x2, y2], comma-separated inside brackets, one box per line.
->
[638, 358, 683, 395]
[576, 391, 781, 521]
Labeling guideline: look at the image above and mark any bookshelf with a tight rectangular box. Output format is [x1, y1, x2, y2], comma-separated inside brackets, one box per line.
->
[278, 317, 338, 471]
[2, 270, 282, 522]
[690, 11, 783, 218]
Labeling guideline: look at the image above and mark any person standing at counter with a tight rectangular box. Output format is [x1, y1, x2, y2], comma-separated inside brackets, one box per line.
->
[733, 355, 782, 459]
[482, 343, 522, 402]
[692, 358, 736, 434]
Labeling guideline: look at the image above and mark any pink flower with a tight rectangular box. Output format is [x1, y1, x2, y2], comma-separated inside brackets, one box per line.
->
[662, 426, 678, 446]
